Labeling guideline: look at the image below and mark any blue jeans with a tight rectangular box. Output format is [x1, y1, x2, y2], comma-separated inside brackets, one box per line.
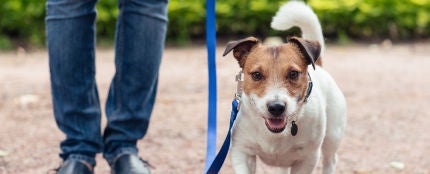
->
[45, 0, 168, 166]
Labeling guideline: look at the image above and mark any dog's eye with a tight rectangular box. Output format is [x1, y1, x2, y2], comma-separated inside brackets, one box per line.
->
[288, 70, 299, 80]
[251, 72, 263, 81]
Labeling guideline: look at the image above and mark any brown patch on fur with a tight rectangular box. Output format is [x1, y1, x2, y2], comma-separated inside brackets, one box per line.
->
[223, 37, 259, 68]
[280, 43, 309, 100]
[242, 43, 309, 99]
[288, 37, 321, 70]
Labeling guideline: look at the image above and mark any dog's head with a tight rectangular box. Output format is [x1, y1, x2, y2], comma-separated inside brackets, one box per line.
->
[223, 36, 320, 133]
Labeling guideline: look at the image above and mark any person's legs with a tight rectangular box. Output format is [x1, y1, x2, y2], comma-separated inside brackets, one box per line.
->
[46, 0, 102, 166]
[103, 0, 168, 165]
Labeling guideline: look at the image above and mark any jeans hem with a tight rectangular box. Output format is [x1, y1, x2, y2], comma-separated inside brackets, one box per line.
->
[67, 154, 96, 166]
[104, 147, 138, 166]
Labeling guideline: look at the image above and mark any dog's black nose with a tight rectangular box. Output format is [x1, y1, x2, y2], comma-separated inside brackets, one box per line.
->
[267, 102, 285, 116]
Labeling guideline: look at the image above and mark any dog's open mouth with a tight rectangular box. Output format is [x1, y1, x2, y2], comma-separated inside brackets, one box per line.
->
[264, 117, 287, 133]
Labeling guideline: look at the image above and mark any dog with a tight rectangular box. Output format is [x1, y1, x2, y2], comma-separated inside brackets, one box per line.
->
[222, 1, 347, 174]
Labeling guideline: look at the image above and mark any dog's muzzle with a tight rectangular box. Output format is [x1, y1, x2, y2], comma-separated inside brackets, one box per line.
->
[265, 101, 287, 133]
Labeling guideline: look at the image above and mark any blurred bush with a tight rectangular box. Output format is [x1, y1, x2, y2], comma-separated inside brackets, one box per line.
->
[0, 0, 429, 49]
[0, 0, 45, 49]
[167, 0, 290, 44]
[169, 0, 430, 42]
[309, 0, 430, 41]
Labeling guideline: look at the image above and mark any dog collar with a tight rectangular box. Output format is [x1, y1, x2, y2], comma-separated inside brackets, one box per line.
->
[304, 72, 313, 102]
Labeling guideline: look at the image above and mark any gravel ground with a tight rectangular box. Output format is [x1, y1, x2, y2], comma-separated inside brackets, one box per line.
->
[0, 42, 429, 174]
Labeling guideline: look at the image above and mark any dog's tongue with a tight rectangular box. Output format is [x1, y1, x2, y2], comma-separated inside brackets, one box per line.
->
[265, 117, 287, 131]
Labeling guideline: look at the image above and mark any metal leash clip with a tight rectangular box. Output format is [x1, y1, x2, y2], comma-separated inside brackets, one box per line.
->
[235, 70, 244, 106]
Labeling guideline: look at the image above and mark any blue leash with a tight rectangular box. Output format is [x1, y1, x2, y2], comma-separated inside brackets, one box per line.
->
[205, 100, 239, 174]
[204, 0, 218, 172]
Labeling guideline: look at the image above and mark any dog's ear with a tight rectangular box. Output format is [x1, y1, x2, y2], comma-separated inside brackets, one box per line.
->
[223, 37, 259, 68]
[288, 37, 321, 70]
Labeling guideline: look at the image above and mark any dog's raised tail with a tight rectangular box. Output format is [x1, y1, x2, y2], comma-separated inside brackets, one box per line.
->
[271, 1, 324, 66]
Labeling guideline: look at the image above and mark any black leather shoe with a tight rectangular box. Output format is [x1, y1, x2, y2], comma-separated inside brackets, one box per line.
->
[111, 154, 151, 174]
[55, 160, 93, 174]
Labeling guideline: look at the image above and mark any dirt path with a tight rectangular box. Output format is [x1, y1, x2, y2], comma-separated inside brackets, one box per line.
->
[0, 42, 429, 174]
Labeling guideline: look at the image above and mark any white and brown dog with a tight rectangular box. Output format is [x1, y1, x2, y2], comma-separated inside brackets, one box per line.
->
[222, 1, 347, 174]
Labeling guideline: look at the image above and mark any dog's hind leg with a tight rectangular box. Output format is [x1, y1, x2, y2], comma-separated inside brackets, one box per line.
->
[321, 131, 342, 174]
[322, 152, 337, 174]
[322, 87, 346, 174]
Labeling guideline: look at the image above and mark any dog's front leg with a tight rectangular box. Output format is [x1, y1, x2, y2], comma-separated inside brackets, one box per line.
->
[290, 151, 320, 174]
[230, 148, 256, 174]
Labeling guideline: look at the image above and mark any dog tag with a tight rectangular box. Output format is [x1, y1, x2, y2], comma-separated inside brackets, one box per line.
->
[291, 121, 298, 136]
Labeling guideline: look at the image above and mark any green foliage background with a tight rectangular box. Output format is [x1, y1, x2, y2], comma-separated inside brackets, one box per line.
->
[0, 0, 429, 49]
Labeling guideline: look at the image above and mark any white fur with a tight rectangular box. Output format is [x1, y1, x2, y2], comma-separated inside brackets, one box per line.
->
[230, 1, 347, 174]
